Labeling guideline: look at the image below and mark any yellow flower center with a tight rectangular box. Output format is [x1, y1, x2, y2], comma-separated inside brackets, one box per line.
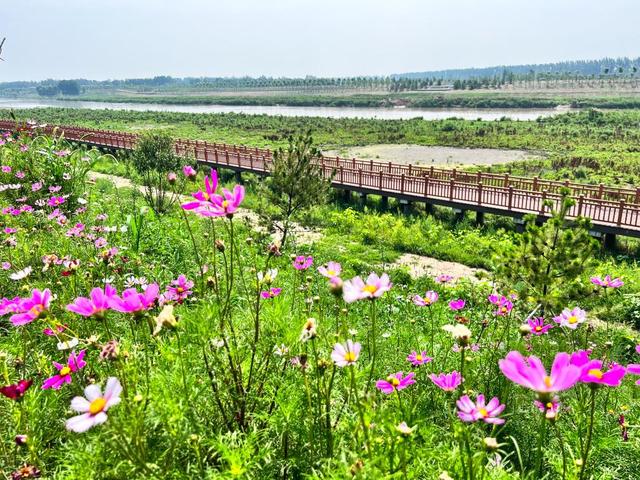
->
[501, 306, 508, 312]
[29, 304, 44, 317]
[479, 408, 488, 417]
[588, 369, 603, 379]
[222, 200, 229, 209]
[89, 397, 107, 415]
[546, 402, 553, 409]
[416, 354, 423, 362]
[424, 298, 432, 305]
[389, 377, 400, 387]
[362, 285, 378, 294]
[59, 366, 72, 376]
[568, 316, 578, 324]
[344, 351, 356, 362]
[327, 270, 336, 276]
[535, 326, 543, 332]
[176, 287, 184, 293]
[543, 376, 553, 388]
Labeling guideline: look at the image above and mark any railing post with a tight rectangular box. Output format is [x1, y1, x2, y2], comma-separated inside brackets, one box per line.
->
[598, 184, 604, 199]
[424, 175, 429, 197]
[401, 174, 405, 194]
[214, 150, 219, 164]
[175, 143, 179, 155]
[452, 168, 457, 180]
[388, 162, 392, 173]
[504, 174, 509, 188]
[617, 200, 626, 226]
[635, 188, 640, 204]
[577, 194, 584, 217]
[352, 158, 356, 169]
[507, 187, 513, 210]
[477, 182, 483, 205]
[370, 160, 373, 170]
[379, 170, 383, 190]
[340, 166, 344, 184]
[449, 179, 455, 201]
[430, 166, 435, 178]
[250, 154, 254, 170]
[533, 176, 539, 191]
[408, 164, 412, 176]
[358, 168, 362, 188]
[204, 146, 209, 162]
[225, 151, 230, 165]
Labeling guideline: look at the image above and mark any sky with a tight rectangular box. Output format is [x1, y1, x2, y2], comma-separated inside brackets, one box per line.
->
[1, 0, 639, 81]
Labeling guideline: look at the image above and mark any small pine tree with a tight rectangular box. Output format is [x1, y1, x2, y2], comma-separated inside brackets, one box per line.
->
[131, 132, 186, 214]
[497, 189, 598, 314]
[260, 133, 331, 249]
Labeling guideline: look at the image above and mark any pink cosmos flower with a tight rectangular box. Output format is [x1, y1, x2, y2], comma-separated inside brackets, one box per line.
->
[1, 165, 11, 173]
[570, 350, 626, 387]
[20, 145, 29, 152]
[331, 340, 361, 367]
[42, 350, 87, 390]
[47, 196, 65, 207]
[376, 372, 416, 394]
[293, 255, 313, 270]
[94, 237, 107, 248]
[66, 377, 122, 433]
[2, 262, 11, 270]
[208, 186, 245, 216]
[591, 275, 624, 288]
[627, 364, 640, 386]
[3, 227, 16, 234]
[0, 379, 32, 400]
[53, 149, 70, 157]
[342, 272, 392, 303]
[49, 185, 62, 193]
[318, 261, 342, 278]
[181, 169, 218, 211]
[553, 307, 587, 329]
[165, 275, 194, 303]
[0, 297, 20, 315]
[67, 285, 117, 318]
[499, 351, 581, 394]
[456, 394, 505, 424]
[413, 291, 438, 307]
[429, 371, 463, 392]
[488, 294, 513, 316]
[407, 350, 432, 366]
[167, 172, 177, 183]
[9, 289, 52, 326]
[65, 223, 85, 238]
[260, 287, 282, 299]
[108, 283, 159, 314]
[31, 182, 42, 192]
[449, 299, 465, 311]
[15, 171, 25, 178]
[435, 274, 454, 284]
[534, 396, 560, 419]
[528, 317, 553, 336]
[43, 324, 67, 336]
[183, 165, 197, 179]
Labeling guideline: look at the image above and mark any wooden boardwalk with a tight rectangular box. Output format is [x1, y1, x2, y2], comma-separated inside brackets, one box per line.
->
[2, 120, 639, 238]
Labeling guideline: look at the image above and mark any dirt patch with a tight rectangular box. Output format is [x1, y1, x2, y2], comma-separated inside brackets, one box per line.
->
[325, 144, 543, 167]
[389, 253, 487, 282]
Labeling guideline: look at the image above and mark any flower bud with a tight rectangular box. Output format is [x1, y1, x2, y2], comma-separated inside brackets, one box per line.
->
[519, 324, 532, 336]
[215, 239, 225, 252]
[483, 437, 499, 451]
[167, 172, 177, 184]
[14, 434, 27, 446]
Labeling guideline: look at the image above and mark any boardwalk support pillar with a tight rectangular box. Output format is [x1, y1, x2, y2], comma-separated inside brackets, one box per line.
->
[380, 196, 389, 209]
[342, 190, 351, 202]
[359, 192, 367, 205]
[424, 202, 433, 215]
[604, 233, 617, 250]
[235, 171, 243, 184]
[453, 208, 465, 223]
[475, 211, 485, 225]
[399, 199, 411, 215]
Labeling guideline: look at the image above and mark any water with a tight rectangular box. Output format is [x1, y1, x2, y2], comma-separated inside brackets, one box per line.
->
[0, 98, 573, 121]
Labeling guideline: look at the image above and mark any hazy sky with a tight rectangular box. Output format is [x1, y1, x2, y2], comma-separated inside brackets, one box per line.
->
[1, 0, 638, 81]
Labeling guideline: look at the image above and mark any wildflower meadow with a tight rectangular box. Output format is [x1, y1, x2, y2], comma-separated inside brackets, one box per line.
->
[0, 123, 639, 479]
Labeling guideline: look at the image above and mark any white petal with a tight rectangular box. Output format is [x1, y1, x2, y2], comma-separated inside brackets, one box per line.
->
[70, 396, 90, 413]
[66, 413, 95, 433]
[84, 384, 102, 402]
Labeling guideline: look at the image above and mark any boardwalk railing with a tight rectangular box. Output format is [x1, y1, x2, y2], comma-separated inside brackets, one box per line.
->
[1, 120, 639, 236]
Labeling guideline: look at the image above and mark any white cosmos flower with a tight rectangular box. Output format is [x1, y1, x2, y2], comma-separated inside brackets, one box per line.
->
[9, 266, 32, 281]
[57, 337, 79, 350]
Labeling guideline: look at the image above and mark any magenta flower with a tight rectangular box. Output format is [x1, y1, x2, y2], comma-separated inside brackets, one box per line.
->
[627, 364, 640, 386]
[376, 372, 416, 394]
[488, 294, 513, 316]
[553, 307, 586, 329]
[1, 165, 11, 173]
[293, 255, 313, 271]
[456, 394, 505, 424]
[9, 289, 52, 326]
[181, 169, 218, 212]
[108, 284, 159, 314]
[407, 350, 432, 366]
[42, 350, 87, 390]
[590, 275, 624, 288]
[67, 285, 117, 318]
[528, 317, 553, 336]
[167, 172, 177, 183]
[318, 261, 342, 278]
[570, 350, 626, 387]
[260, 287, 282, 299]
[165, 275, 194, 304]
[413, 291, 438, 307]
[207, 186, 245, 217]
[429, 371, 463, 392]
[183, 165, 197, 179]
[66, 377, 122, 433]
[43, 324, 66, 336]
[435, 274, 454, 284]
[449, 299, 465, 311]
[0, 297, 20, 315]
[331, 340, 361, 367]
[534, 396, 561, 419]
[499, 351, 581, 394]
[342, 272, 392, 303]
[47, 196, 65, 207]
[0, 379, 32, 400]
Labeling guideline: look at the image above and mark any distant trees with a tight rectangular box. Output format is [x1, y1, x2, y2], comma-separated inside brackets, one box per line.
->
[57, 80, 80, 95]
[36, 84, 59, 97]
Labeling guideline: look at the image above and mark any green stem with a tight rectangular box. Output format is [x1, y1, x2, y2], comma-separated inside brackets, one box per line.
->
[579, 388, 598, 480]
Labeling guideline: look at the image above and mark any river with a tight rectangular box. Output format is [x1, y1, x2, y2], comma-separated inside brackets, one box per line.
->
[0, 98, 573, 121]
